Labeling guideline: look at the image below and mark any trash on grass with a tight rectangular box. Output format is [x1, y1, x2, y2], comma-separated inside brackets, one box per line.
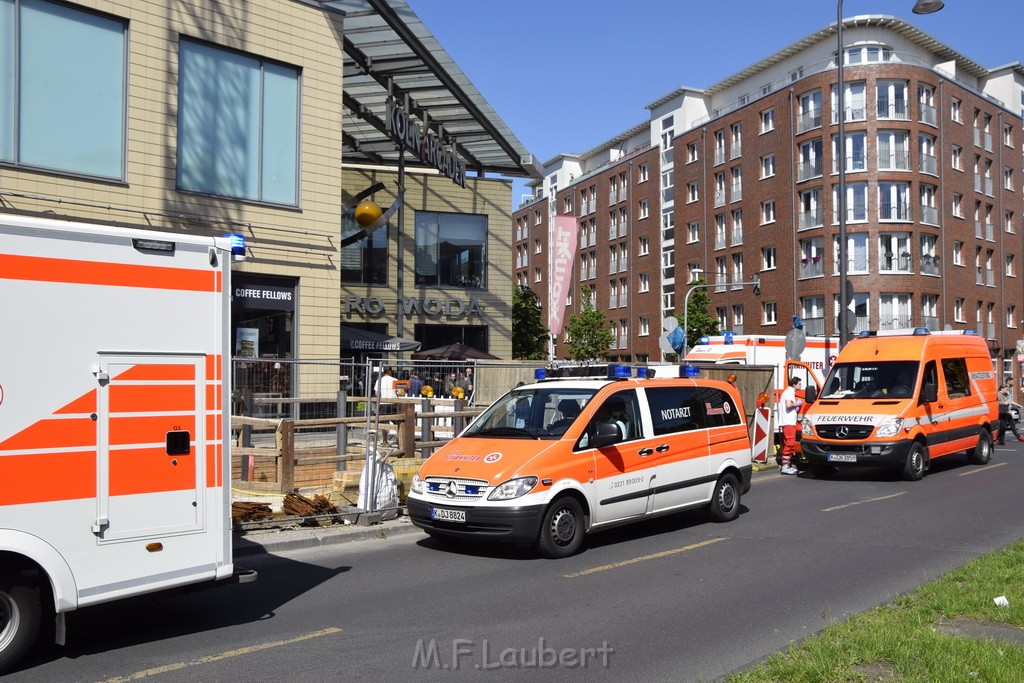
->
[994, 595, 1010, 607]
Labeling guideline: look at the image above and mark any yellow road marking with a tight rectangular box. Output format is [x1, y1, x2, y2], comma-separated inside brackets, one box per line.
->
[99, 627, 342, 682]
[823, 491, 906, 512]
[563, 537, 727, 578]
[958, 461, 1008, 477]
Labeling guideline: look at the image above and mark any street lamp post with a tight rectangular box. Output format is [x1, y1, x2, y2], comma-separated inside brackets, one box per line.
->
[681, 274, 760, 358]
[835, 0, 943, 347]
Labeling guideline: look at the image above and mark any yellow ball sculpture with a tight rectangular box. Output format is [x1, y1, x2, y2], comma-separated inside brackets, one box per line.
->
[354, 199, 384, 227]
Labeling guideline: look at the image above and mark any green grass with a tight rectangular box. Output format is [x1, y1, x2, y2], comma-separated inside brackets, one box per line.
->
[729, 539, 1024, 682]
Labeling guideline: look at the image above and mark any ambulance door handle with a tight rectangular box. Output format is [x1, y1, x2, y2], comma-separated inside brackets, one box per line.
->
[655, 444, 671, 453]
[638, 448, 654, 456]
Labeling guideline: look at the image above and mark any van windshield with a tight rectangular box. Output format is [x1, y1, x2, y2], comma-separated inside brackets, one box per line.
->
[820, 361, 919, 399]
[464, 387, 597, 440]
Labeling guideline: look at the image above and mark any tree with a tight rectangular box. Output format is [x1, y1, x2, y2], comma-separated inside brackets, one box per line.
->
[512, 285, 549, 360]
[565, 286, 613, 362]
[681, 279, 720, 350]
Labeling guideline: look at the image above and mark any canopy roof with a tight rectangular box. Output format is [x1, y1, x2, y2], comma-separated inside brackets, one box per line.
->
[341, 326, 421, 352]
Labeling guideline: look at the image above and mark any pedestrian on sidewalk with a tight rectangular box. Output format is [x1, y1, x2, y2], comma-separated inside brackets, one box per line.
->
[779, 376, 803, 475]
[997, 382, 1023, 445]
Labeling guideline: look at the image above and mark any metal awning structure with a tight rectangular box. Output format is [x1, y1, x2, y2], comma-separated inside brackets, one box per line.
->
[318, 0, 542, 180]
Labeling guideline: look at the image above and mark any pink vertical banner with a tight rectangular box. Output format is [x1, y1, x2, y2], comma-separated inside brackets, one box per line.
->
[548, 215, 579, 336]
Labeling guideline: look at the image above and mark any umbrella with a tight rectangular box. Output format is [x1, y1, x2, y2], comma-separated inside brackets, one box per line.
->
[411, 342, 499, 360]
[341, 326, 421, 352]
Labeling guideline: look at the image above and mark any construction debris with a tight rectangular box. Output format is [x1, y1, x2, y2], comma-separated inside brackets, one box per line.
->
[282, 491, 339, 525]
[231, 501, 274, 523]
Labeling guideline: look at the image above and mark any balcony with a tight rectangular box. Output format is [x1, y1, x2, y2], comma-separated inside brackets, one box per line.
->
[799, 208, 823, 230]
[797, 110, 821, 133]
[880, 253, 912, 272]
[797, 157, 823, 181]
[799, 256, 824, 279]
[920, 103, 937, 126]
[920, 153, 937, 175]
[920, 205, 938, 225]
[878, 150, 911, 171]
[877, 100, 909, 120]
[832, 103, 866, 123]
[879, 202, 912, 222]
[921, 254, 940, 276]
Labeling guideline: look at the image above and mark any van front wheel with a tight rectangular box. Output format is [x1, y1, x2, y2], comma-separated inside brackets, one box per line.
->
[902, 442, 926, 481]
[536, 497, 585, 559]
[968, 430, 992, 465]
[707, 473, 741, 522]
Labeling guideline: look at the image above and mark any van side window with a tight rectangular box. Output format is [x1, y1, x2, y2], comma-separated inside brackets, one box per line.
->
[941, 358, 971, 398]
[578, 390, 642, 448]
[646, 387, 704, 436]
[696, 387, 743, 427]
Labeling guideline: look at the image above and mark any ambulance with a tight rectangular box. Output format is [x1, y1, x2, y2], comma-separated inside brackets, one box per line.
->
[0, 215, 255, 673]
[406, 365, 752, 558]
[799, 329, 999, 480]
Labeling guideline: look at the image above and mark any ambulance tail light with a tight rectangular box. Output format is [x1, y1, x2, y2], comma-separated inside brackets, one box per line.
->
[487, 476, 539, 501]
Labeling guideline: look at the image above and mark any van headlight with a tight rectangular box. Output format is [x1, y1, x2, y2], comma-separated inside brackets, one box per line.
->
[410, 473, 424, 495]
[801, 418, 814, 437]
[487, 476, 538, 501]
[876, 418, 904, 438]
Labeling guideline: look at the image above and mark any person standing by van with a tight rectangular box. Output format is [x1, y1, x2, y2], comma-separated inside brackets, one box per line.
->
[779, 376, 803, 475]
[997, 382, 1023, 444]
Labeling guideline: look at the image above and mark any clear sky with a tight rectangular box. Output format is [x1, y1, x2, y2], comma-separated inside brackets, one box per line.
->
[406, 0, 1024, 207]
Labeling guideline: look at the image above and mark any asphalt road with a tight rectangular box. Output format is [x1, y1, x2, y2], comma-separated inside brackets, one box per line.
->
[11, 444, 1024, 682]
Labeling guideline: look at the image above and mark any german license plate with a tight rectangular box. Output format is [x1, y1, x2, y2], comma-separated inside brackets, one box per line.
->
[430, 507, 466, 523]
[828, 453, 857, 463]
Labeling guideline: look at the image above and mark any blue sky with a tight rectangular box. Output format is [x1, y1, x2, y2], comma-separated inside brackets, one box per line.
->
[407, 0, 1024, 207]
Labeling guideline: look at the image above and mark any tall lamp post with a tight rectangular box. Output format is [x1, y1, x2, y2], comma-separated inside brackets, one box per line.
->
[835, 0, 943, 346]
[682, 273, 760, 358]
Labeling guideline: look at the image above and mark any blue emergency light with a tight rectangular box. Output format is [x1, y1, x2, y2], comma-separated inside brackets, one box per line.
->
[534, 368, 547, 380]
[636, 367, 654, 379]
[680, 365, 701, 378]
[606, 364, 632, 379]
[224, 233, 247, 260]
[724, 331, 734, 344]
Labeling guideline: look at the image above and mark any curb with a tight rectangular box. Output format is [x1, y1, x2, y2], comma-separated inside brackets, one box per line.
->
[232, 518, 423, 556]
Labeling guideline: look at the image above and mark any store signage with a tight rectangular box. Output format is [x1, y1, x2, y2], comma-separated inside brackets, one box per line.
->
[233, 283, 295, 310]
[386, 97, 467, 188]
[342, 295, 482, 318]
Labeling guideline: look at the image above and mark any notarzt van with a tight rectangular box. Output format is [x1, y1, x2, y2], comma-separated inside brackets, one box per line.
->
[407, 365, 753, 558]
[800, 329, 999, 480]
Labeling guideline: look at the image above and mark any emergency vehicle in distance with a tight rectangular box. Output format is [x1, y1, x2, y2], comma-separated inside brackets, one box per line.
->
[800, 328, 999, 480]
[407, 364, 753, 558]
[0, 215, 255, 673]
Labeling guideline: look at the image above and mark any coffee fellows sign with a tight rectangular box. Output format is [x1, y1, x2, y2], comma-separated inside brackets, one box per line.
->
[386, 97, 467, 188]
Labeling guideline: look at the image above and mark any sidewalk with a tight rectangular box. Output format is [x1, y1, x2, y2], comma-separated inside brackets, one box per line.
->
[233, 511, 423, 557]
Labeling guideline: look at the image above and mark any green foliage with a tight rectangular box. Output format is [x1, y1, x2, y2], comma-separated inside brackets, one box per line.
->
[565, 286, 613, 362]
[512, 285, 549, 360]
[682, 279, 720, 349]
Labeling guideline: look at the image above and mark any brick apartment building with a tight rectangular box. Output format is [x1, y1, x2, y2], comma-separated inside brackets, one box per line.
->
[515, 15, 1024, 381]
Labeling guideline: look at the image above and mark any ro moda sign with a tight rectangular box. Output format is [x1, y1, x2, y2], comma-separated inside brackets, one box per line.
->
[386, 97, 467, 188]
[343, 296, 482, 318]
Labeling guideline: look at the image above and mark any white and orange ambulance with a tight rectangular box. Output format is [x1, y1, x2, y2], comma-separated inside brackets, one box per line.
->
[0, 215, 254, 673]
[800, 328, 999, 480]
[407, 365, 753, 558]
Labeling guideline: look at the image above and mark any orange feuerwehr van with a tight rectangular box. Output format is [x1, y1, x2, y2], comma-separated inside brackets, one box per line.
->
[800, 329, 999, 480]
[406, 365, 752, 558]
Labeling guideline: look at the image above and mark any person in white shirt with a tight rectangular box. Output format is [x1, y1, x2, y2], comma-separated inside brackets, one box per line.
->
[779, 376, 803, 475]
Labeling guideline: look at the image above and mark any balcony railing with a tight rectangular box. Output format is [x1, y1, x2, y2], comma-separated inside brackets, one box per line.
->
[986, 178, 993, 196]
[975, 220, 984, 239]
[715, 148, 725, 165]
[923, 315, 939, 331]
[975, 175, 983, 192]
[731, 229, 743, 246]
[799, 208, 823, 230]
[799, 257, 824, 278]
[877, 100, 909, 119]
[976, 267, 984, 285]
[715, 233, 726, 250]
[730, 141, 742, 159]
[986, 223, 994, 241]
[731, 183, 742, 202]
[715, 190, 726, 207]
[797, 110, 822, 133]
[880, 253, 912, 272]
[921, 254, 940, 276]
[878, 150, 911, 170]
[879, 315, 912, 329]
[920, 103, 936, 126]
[974, 127, 981, 147]
[803, 316, 825, 336]
[832, 103, 866, 123]
[879, 202, 912, 221]
[987, 269, 995, 286]
[920, 153, 937, 175]
[797, 157, 823, 181]
[920, 205, 938, 225]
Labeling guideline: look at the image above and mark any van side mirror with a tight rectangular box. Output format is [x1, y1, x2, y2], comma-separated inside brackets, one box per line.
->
[590, 421, 621, 449]
[804, 385, 817, 404]
[921, 382, 938, 403]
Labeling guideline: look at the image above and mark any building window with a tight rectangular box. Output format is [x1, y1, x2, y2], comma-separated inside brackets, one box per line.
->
[876, 80, 908, 120]
[834, 233, 869, 275]
[688, 182, 699, 203]
[877, 130, 910, 170]
[1005, 167, 1015, 191]
[178, 39, 299, 204]
[687, 221, 699, 244]
[341, 213, 388, 284]
[950, 98, 961, 123]
[687, 142, 698, 163]
[763, 301, 778, 325]
[762, 245, 777, 271]
[760, 108, 775, 133]
[951, 145, 962, 170]
[797, 90, 822, 133]
[832, 81, 866, 122]
[878, 182, 911, 222]
[879, 232, 912, 272]
[639, 200, 649, 219]
[731, 123, 742, 159]
[1006, 211, 1015, 234]
[953, 193, 963, 218]
[1008, 306, 1017, 329]
[761, 200, 776, 225]
[761, 154, 776, 179]
[1007, 254, 1016, 278]
[534, 267, 542, 283]
[639, 273, 650, 292]
[834, 132, 867, 172]
[954, 298, 965, 322]
[833, 182, 867, 223]
[1, 0, 126, 178]
[638, 164, 649, 182]
[639, 236, 649, 256]
[639, 317, 650, 336]
[415, 211, 487, 287]
[953, 241, 963, 266]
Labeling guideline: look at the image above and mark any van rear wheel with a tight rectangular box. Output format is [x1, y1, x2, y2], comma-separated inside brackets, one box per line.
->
[967, 430, 992, 465]
[536, 496, 585, 559]
[0, 573, 43, 675]
[901, 442, 926, 481]
[707, 473, 741, 522]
